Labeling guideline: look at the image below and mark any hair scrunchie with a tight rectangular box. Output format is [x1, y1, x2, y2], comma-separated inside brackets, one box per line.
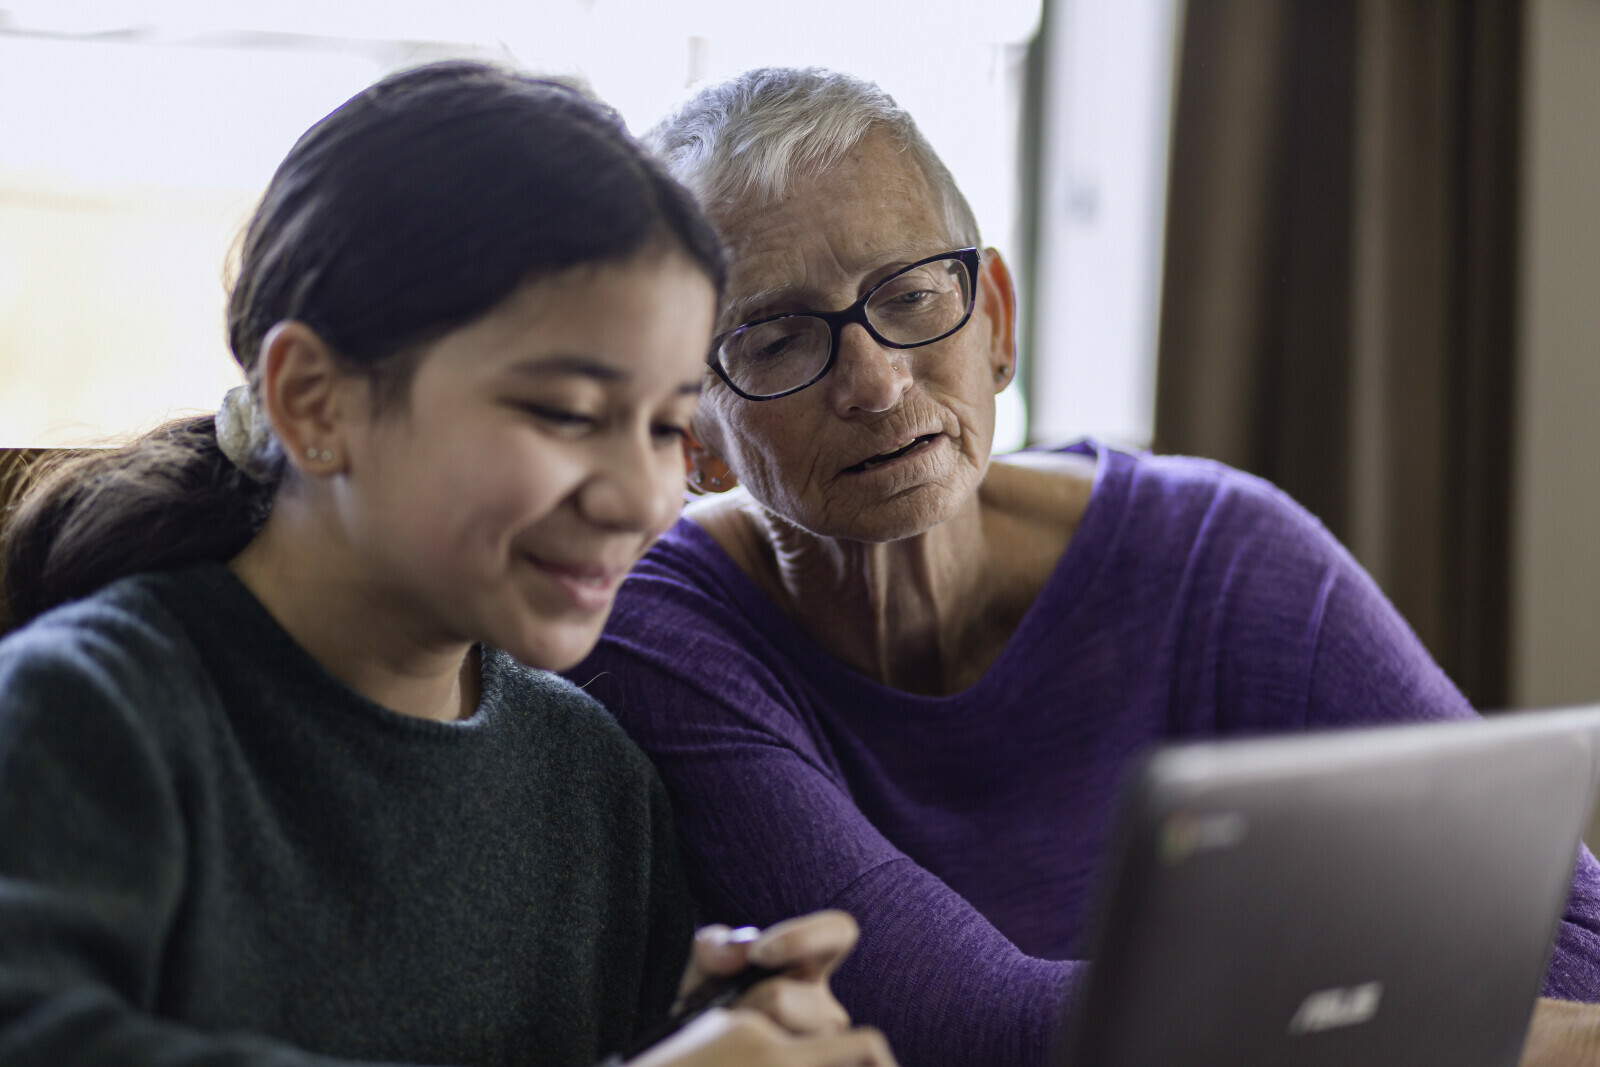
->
[214, 385, 284, 483]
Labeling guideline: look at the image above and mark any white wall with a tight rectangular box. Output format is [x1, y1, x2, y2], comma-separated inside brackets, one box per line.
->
[1510, 0, 1600, 708]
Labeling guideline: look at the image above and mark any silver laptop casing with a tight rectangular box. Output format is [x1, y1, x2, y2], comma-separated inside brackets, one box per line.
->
[1056, 706, 1600, 1067]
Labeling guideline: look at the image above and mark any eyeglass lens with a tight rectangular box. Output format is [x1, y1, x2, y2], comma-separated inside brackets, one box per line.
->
[717, 254, 974, 399]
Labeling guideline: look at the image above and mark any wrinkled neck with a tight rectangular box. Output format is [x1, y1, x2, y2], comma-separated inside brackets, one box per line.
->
[755, 496, 994, 695]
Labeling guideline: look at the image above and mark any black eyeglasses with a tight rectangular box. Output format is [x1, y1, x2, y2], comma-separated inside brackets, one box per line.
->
[708, 247, 981, 401]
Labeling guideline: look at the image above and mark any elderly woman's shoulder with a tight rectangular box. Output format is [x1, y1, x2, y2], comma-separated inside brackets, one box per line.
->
[985, 447, 1097, 529]
[1109, 449, 1345, 570]
[990, 443, 1330, 546]
[1127, 449, 1321, 520]
[679, 489, 791, 605]
[991, 447, 1099, 476]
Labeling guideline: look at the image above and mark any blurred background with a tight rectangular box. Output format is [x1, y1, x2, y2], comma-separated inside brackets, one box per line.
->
[1, 0, 1596, 713]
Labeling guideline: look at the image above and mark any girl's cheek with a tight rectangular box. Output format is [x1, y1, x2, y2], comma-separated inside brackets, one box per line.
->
[467, 427, 570, 502]
[654, 460, 689, 531]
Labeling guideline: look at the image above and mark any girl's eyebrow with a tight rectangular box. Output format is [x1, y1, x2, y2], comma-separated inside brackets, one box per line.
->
[504, 355, 703, 396]
[505, 354, 625, 381]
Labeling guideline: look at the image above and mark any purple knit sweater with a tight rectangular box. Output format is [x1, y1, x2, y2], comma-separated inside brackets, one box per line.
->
[568, 443, 1600, 1066]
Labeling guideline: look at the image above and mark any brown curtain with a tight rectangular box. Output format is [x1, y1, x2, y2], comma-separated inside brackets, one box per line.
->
[1153, 0, 1523, 708]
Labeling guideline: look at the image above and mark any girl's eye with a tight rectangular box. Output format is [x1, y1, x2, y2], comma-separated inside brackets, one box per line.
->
[515, 403, 595, 428]
[651, 423, 689, 445]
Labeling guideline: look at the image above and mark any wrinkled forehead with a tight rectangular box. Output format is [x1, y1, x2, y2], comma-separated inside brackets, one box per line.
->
[709, 131, 955, 322]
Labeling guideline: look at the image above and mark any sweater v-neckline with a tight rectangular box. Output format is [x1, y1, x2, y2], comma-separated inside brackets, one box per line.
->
[671, 439, 1135, 708]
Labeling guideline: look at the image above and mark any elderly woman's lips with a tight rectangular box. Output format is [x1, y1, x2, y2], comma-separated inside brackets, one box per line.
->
[844, 433, 940, 474]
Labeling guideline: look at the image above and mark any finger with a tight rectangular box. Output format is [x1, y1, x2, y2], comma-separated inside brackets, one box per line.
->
[746, 910, 860, 979]
[734, 975, 851, 1035]
[634, 1010, 897, 1067]
[624, 1007, 755, 1067]
[679, 924, 759, 998]
[1518, 998, 1600, 1067]
[784, 1026, 898, 1067]
[700, 1013, 895, 1067]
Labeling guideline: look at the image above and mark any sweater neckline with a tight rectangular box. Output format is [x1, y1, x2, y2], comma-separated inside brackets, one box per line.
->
[670, 439, 1136, 708]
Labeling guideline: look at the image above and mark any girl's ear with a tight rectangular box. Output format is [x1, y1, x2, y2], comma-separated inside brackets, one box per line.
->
[683, 429, 737, 494]
[257, 320, 352, 476]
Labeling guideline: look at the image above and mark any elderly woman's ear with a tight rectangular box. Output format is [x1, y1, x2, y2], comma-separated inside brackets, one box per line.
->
[977, 248, 1018, 391]
[683, 429, 738, 494]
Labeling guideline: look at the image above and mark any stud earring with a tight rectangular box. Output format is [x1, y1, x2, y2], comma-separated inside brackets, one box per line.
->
[692, 469, 704, 486]
[304, 445, 333, 464]
[995, 364, 1011, 382]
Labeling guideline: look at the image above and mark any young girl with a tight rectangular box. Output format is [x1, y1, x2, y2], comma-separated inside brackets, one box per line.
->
[0, 62, 892, 1067]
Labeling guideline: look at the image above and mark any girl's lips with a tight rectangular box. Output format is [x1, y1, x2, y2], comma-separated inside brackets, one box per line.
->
[525, 557, 627, 611]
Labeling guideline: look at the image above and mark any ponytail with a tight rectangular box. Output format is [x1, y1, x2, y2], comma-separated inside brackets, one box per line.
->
[1, 417, 274, 630]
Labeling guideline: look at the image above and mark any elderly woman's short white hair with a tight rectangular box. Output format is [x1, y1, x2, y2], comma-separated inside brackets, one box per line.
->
[646, 67, 981, 248]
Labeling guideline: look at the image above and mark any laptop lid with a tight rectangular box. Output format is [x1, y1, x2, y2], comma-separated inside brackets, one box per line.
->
[1054, 706, 1600, 1067]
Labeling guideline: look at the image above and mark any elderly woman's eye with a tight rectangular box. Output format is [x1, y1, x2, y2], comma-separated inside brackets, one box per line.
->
[733, 324, 805, 363]
[875, 285, 948, 320]
[759, 336, 799, 358]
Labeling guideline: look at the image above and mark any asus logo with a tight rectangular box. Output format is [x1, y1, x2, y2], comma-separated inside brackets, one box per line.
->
[1159, 810, 1247, 864]
[1287, 981, 1383, 1035]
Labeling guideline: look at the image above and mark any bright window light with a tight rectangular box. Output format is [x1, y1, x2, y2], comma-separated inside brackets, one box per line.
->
[1029, 0, 1179, 449]
[0, 1, 1038, 447]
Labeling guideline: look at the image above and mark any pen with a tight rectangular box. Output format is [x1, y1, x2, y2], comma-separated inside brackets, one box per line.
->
[601, 958, 784, 1065]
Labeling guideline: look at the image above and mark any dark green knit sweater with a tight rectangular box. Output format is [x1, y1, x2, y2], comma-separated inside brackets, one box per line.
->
[0, 564, 693, 1066]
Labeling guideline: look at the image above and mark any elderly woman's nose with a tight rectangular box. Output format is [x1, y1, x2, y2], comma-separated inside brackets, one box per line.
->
[829, 322, 912, 414]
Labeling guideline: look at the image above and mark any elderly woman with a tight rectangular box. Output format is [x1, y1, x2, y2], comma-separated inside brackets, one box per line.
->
[566, 68, 1600, 1066]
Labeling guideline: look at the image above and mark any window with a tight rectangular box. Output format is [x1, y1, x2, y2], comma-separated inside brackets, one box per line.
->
[1026, 0, 1180, 449]
[0, 1, 1177, 456]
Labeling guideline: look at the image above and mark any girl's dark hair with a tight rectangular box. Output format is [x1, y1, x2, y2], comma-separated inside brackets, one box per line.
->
[0, 61, 724, 631]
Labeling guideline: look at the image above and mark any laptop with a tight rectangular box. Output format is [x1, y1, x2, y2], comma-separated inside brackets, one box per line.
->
[1053, 705, 1600, 1067]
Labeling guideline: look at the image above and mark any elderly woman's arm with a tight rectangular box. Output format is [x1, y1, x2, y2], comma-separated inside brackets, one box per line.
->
[577, 640, 1600, 1067]
[1294, 558, 1600, 999]
[574, 457, 1600, 1065]
[573, 651, 1079, 1067]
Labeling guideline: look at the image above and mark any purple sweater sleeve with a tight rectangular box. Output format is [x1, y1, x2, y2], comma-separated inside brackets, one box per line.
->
[573, 648, 1080, 1066]
[1299, 549, 1600, 1000]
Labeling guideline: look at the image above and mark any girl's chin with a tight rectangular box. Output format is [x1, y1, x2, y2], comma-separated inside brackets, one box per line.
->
[500, 620, 608, 673]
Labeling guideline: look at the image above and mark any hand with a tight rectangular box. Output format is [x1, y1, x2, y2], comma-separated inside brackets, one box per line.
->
[678, 911, 859, 1036]
[626, 1007, 895, 1067]
[1519, 998, 1600, 1066]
